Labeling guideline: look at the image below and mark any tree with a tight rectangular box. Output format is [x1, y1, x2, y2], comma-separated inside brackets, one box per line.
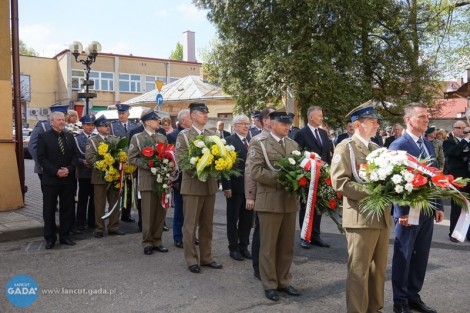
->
[19, 39, 39, 56]
[169, 42, 183, 60]
[194, 0, 470, 127]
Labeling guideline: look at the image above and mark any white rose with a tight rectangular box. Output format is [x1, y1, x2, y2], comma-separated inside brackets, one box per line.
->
[391, 174, 403, 184]
[202, 148, 209, 154]
[157, 175, 163, 183]
[288, 158, 296, 165]
[404, 183, 414, 192]
[163, 159, 169, 164]
[196, 140, 205, 148]
[190, 157, 198, 165]
[292, 150, 301, 156]
[394, 185, 404, 193]
[150, 168, 157, 175]
[162, 184, 168, 189]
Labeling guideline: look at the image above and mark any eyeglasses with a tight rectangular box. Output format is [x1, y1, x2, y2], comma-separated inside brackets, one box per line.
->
[454, 126, 464, 129]
[235, 123, 250, 126]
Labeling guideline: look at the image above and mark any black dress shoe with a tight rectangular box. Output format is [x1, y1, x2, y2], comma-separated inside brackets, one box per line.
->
[174, 240, 183, 248]
[163, 225, 169, 231]
[77, 225, 86, 232]
[300, 239, 311, 249]
[230, 251, 244, 261]
[188, 264, 200, 273]
[45, 241, 55, 249]
[310, 237, 330, 248]
[201, 261, 223, 269]
[108, 229, 125, 236]
[240, 249, 252, 259]
[94, 231, 103, 238]
[153, 245, 169, 253]
[278, 285, 301, 296]
[60, 239, 76, 246]
[264, 289, 279, 301]
[121, 216, 135, 223]
[144, 247, 153, 255]
[449, 235, 459, 243]
[409, 300, 437, 313]
[393, 304, 411, 313]
[195, 239, 199, 245]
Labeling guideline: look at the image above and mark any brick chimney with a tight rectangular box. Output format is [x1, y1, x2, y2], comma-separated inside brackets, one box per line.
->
[183, 30, 196, 62]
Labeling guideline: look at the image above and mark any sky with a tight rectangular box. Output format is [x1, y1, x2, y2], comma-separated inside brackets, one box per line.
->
[18, 0, 217, 61]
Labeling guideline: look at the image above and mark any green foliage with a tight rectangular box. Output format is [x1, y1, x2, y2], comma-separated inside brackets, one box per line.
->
[193, 0, 470, 126]
[169, 42, 183, 61]
[19, 39, 39, 56]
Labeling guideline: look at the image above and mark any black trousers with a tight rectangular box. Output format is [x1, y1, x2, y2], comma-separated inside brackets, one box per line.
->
[76, 178, 95, 228]
[121, 176, 133, 219]
[298, 202, 323, 239]
[226, 193, 253, 252]
[42, 183, 75, 242]
[251, 213, 260, 274]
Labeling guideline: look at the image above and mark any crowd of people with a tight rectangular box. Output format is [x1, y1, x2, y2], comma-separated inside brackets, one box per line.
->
[27, 100, 470, 312]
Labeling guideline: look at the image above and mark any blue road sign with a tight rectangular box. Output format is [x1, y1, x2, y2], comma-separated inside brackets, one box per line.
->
[156, 93, 163, 105]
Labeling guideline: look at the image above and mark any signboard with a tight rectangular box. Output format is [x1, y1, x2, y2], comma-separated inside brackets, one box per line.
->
[155, 80, 164, 92]
[156, 93, 163, 105]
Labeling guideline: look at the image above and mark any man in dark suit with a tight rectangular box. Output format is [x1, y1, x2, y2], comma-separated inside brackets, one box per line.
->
[167, 109, 192, 248]
[389, 103, 444, 313]
[384, 124, 404, 148]
[442, 120, 470, 242]
[74, 115, 96, 231]
[293, 106, 332, 249]
[335, 121, 354, 145]
[222, 114, 254, 261]
[37, 111, 77, 249]
[216, 120, 231, 138]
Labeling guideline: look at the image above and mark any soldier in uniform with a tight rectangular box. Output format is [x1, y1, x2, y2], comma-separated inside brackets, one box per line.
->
[175, 102, 223, 274]
[128, 109, 169, 255]
[110, 104, 138, 223]
[74, 115, 96, 231]
[249, 108, 301, 301]
[247, 110, 262, 141]
[330, 103, 392, 313]
[85, 116, 125, 238]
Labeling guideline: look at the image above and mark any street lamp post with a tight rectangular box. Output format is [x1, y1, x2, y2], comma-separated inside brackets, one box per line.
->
[69, 41, 102, 116]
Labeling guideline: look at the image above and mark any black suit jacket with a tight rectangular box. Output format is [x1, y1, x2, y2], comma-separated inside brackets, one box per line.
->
[37, 129, 77, 185]
[221, 134, 247, 194]
[167, 126, 184, 144]
[384, 135, 397, 148]
[335, 132, 351, 145]
[443, 136, 470, 178]
[294, 126, 332, 165]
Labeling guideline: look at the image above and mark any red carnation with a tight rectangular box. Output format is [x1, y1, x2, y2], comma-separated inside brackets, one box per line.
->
[328, 199, 337, 209]
[142, 147, 154, 157]
[325, 177, 332, 186]
[336, 193, 343, 200]
[298, 176, 308, 187]
[147, 160, 155, 167]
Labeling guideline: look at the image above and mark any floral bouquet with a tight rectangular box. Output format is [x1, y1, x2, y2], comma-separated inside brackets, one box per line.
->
[276, 150, 343, 237]
[94, 137, 136, 190]
[141, 142, 178, 208]
[359, 148, 470, 222]
[180, 134, 240, 182]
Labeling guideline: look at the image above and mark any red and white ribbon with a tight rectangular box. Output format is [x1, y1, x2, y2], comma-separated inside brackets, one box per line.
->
[300, 152, 322, 242]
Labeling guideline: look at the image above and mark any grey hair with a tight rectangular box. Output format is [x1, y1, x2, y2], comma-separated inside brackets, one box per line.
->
[49, 111, 65, 122]
[404, 103, 427, 117]
[232, 114, 250, 125]
[307, 106, 322, 118]
[177, 109, 190, 122]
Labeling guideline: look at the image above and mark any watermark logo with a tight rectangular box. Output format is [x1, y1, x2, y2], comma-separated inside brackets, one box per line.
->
[5, 275, 39, 308]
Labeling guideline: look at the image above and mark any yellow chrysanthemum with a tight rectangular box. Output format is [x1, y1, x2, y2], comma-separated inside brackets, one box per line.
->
[124, 163, 136, 174]
[104, 154, 115, 166]
[118, 151, 127, 163]
[98, 143, 109, 156]
[215, 158, 227, 171]
[225, 157, 233, 170]
[228, 150, 237, 162]
[104, 174, 114, 182]
[114, 183, 121, 189]
[211, 144, 220, 157]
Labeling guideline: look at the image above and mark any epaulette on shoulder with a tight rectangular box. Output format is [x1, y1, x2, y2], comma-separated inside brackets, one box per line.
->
[285, 137, 296, 142]
[180, 128, 190, 133]
[257, 135, 268, 141]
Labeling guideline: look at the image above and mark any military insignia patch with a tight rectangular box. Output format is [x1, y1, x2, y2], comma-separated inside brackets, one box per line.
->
[333, 154, 341, 164]
[129, 144, 134, 150]
[250, 149, 255, 157]
[176, 141, 181, 149]
[86, 144, 90, 150]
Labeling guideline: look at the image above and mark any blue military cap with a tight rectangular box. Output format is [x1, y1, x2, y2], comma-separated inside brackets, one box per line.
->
[94, 115, 110, 127]
[141, 109, 160, 122]
[251, 110, 260, 118]
[188, 102, 209, 113]
[49, 103, 69, 113]
[80, 115, 95, 124]
[269, 108, 293, 124]
[116, 104, 130, 112]
[347, 101, 381, 122]
[287, 112, 295, 119]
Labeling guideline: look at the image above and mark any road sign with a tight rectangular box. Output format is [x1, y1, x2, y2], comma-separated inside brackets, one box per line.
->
[156, 93, 163, 105]
[155, 80, 164, 92]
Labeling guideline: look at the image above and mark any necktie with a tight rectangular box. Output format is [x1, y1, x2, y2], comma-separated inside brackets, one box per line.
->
[242, 138, 249, 150]
[314, 129, 322, 146]
[279, 139, 285, 153]
[123, 123, 127, 133]
[58, 134, 65, 154]
[416, 138, 427, 157]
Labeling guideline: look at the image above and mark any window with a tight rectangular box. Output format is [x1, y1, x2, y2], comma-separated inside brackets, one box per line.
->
[170, 77, 180, 83]
[145, 75, 167, 92]
[72, 70, 114, 91]
[72, 70, 85, 90]
[119, 73, 141, 92]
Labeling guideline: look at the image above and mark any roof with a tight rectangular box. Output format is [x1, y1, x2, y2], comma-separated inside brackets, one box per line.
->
[123, 75, 231, 105]
[433, 98, 468, 119]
